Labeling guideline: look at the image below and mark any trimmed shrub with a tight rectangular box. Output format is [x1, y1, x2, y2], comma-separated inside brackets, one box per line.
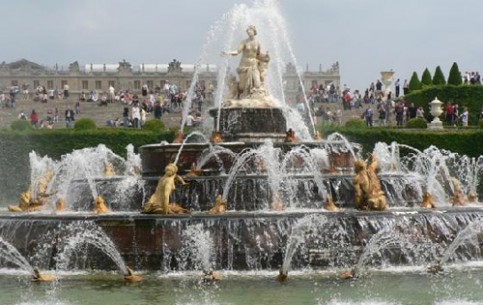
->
[406, 118, 427, 129]
[11, 120, 33, 131]
[143, 119, 165, 131]
[433, 66, 446, 85]
[345, 118, 366, 129]
[408, 72, 422, 92]
[421, 68, 432, 86]
[74, 118, 97, 130]
[448, 62, 463, 86]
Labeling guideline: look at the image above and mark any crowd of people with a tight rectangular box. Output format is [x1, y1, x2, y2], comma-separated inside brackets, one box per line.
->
[3, 72, 483, 130]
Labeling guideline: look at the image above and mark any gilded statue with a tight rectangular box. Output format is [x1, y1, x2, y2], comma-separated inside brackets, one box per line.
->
[32, 267, 56, 282]
[209, 195, 227, 214]
[142, 163, 189, 215]
[284, 128, 297, 143]
[421, 191, 435, 209]
[353, 154, 387, 211]
[172, 130, 185, 144]
[210, 130, 223, 143]
[323, 196, 339, 211]
[224, 25, 266, 98]
[276, 266, 288, 282]
[8, 169, 54, 212]
[93, 195, 109, 214]
[124, 267, 143, 283]
[55, 197, 66, 212]
[203, 270, 223, 282]
[450, 177, 465, 206]
[104, 162, 116, 178]
[467, 192, 478, 203]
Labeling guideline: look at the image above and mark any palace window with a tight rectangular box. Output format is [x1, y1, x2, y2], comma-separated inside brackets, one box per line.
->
[82, 80, 89, 90]
[108, 80, 115, 88]
[47, 80, 54, 89]
[95, 80, 102, 90]
[147, 80, 153, 89]
[61, 80, 68, 88]
[33, 80, 40, 88]
[134, 80, 141, 90]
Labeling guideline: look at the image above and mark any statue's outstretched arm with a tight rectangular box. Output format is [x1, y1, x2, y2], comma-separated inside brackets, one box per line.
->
[223, 43, 244, 56]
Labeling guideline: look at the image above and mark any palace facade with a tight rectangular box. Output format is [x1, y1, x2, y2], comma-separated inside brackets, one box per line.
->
[0, 59, 340, 100]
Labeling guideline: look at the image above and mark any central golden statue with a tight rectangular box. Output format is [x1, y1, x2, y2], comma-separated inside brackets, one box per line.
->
[142, 163, 189, 214]
[353, 154, 387, 211]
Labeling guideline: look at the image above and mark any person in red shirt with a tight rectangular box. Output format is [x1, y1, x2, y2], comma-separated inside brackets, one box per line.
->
[30, 109, 39, 128]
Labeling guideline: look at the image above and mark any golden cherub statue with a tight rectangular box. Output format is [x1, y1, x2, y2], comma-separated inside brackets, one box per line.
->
[93, 195, 109, 214]
[104, 162, 116, 178]
[421, 191, 435, 209]
[142, 163, 189, 215]
[451, 177, 466, 206]
[209, 195, 227, 214]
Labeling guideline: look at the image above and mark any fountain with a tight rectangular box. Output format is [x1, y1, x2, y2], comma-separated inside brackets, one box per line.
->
[0, 2, 482, 301]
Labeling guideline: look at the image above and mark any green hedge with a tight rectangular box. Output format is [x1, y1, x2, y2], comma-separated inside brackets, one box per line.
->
[0, 128, 175, 203]
[320, 126, 483, 158]
[404, 85, 483, 125]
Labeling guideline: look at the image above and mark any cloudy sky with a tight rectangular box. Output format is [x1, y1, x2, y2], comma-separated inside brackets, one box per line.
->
[2, 0, 480, 91]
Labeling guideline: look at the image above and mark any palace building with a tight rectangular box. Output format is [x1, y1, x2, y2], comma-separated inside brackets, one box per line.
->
[0, 59, 340, 100]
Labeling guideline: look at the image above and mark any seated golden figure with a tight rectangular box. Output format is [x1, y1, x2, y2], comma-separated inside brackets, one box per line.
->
[421, 192, 435, 209]
[209, 195, 227, 214]
[451, 177, 466, 206]
[55, 198, 66, 212]
[104, 162, 116, 178]
[142, 163, 189, 215]
[467, 192, 478, 203]
[124, 267, 143, 283]
[186, 162, 202, 177]
[93, 196, 109, 214]
[32, 267, 56, 282]
[210, 130, 223, 143]
[353, 154, 387, 211]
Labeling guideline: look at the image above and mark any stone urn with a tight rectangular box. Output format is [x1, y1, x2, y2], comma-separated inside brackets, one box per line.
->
[428, 97, 444, 130]
[380, 70, 395, 97]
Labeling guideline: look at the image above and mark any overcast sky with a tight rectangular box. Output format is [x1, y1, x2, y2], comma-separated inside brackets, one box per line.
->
[1, 0, 480, 91]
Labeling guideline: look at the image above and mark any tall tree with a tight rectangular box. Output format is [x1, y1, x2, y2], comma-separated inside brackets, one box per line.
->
[448, 62, 463, 85]
[421, 68, 433, 86]
[408, 72, 422, 92]
[433, 66, 447, 85]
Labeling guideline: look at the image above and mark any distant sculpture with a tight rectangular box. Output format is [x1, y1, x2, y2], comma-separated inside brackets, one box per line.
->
[186, 162, 202, 177]
[210, 130, 223, 143]
[450, 177, 466, 206]
[421, 192, 435, 209]
[353, 154, 387, 211]
[313, 131, 322, 141]
[323, 196, 339, 211]
[209, 195, 227, 214]
[104, 162, 116, 177]
[55, 198, 66, 212]
[32, 267, 56, 282]
[203, 270, 223, 282]
[93, 196, 109, 214]
[224, 25, 266, 98]
[467, 192, 478, 203]
[124, 267, 143, 283]
[284, 128, 297, 143]
[172, 130, 185, 144]
[142, 163, 189, 215]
